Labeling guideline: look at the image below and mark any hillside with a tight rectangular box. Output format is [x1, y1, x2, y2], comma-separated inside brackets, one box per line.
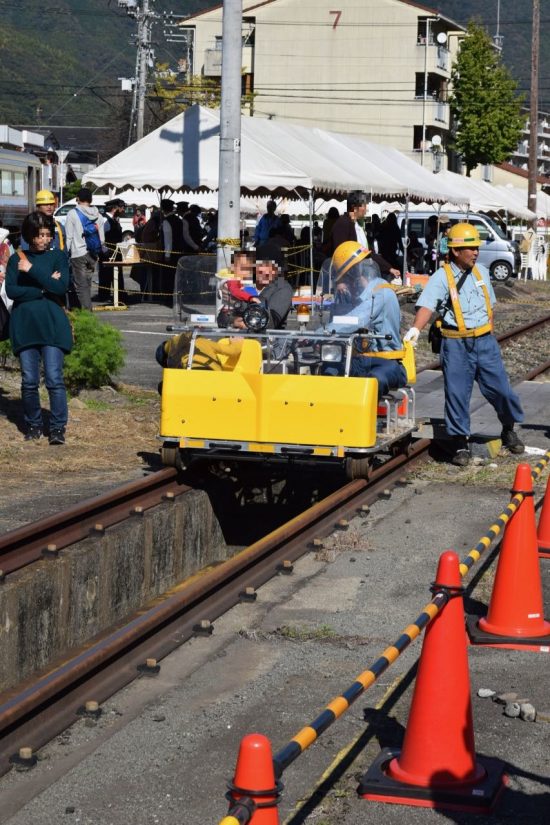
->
[435, 0, 549, 110]
[0, 0, 218, 155]
[0, 0, 547, 156]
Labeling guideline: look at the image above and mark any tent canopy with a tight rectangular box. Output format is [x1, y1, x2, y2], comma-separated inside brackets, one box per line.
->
[84, 105, 465, 204]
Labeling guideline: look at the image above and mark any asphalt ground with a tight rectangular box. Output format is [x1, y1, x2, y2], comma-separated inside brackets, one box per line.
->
[1, 276, 548, 823]
[1, 444, 549, 824]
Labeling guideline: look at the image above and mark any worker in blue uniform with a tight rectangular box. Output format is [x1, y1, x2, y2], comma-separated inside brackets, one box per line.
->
[404, 222, 524, 466]
[324, 241, 407, 398]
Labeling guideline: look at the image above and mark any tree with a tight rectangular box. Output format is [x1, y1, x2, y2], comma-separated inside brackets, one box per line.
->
[146, 63, 256, 131]
[449, 21, 526, 175]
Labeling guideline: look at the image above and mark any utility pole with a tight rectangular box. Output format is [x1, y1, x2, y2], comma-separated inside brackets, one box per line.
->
[493, 0, 503, 50]
[118, 0, 158, 145]
[216, 0, 243, 277]
[527, 0, 540, 228]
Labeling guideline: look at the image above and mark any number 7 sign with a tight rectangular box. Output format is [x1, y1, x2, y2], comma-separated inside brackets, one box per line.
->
[330, 10, 342, 30]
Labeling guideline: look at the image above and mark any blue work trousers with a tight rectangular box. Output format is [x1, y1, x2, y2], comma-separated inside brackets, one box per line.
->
[440, 334, 523, 438]
[323, 357, 407, 398]
[19, 346, 68, 431]
[350, 356, 407, 399]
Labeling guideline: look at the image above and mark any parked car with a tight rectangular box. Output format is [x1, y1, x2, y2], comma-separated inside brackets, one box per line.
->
[54, 196, 136, 239]
[395, 211, 520, 282]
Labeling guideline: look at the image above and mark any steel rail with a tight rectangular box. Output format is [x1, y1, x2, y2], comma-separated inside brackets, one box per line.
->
[0, 441, 430, 777]
[0, 468, 190, 577]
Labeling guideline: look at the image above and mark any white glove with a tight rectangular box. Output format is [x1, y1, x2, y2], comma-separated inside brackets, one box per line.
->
[403, 326, 420, 347]
[391, 276, 402, 285]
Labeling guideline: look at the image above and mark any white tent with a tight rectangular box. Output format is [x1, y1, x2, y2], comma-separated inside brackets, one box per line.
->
[83, 105, 464, 204]
[495, 184, 550, 221]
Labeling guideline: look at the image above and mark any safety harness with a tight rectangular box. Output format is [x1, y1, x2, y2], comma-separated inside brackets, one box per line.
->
[438, 263, 493, 339]
[54, 220, 65, 251]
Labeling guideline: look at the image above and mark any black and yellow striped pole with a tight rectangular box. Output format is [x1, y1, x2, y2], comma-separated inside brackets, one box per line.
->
[219, 448, 550, 823]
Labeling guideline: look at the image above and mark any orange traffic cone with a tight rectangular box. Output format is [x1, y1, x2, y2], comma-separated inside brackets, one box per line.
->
[469, 463, 550, 650]
[226, 733, 280, 825]
[359, 551, 505, 812]
[537, 475, 550, 559]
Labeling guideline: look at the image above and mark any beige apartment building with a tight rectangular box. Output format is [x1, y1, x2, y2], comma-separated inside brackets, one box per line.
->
[180, 0, 465, 169]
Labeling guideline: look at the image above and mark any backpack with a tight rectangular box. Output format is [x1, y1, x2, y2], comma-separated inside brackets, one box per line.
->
[76, 209, 102, 258]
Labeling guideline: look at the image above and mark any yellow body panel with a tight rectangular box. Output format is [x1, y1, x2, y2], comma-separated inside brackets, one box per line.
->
[402, 340, 416, 384]
[160, 367, 378, 450]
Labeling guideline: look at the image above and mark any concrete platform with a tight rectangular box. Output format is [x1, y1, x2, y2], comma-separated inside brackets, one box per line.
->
[415, 371, 550, 455]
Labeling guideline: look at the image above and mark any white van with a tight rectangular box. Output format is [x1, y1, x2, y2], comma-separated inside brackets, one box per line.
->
[54, 196, 137, 239]
[396, 211, 520, 283]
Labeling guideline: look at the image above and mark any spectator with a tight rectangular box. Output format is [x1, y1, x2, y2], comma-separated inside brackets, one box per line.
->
[254, 200, 280, 246]
[406, 231, 425, 273]
[98, 198, 126, 302]
[366, 214, 381, 253]
[5, 212, 72, 444]
[378, 212, 404, 269]
[278, 213, 296, 246]
[327, 191, 401, 282]
[132, 206, 147, 242]
[139, 208, 163, 302]
[322, 206, 340, 253]
[160, 199, 187, 303]
[64, 187, 104, 310]
[185, 204, 206, 250]
[0, 225, 13, 276]
[255, 251, 293, 329]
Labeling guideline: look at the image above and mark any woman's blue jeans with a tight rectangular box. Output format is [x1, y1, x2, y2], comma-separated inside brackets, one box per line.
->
[19, 346, 68, 431]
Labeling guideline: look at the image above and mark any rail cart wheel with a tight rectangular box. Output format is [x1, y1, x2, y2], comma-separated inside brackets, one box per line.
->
[345, 457, 371, 480]
[390, 433, 413, 459]
[161, 444, 183, 471]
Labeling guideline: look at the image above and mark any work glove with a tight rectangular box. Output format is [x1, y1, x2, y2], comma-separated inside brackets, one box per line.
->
[403, 326, 420, 347]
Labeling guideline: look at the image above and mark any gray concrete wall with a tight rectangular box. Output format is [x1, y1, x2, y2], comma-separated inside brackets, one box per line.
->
[0, 489, 227, 692]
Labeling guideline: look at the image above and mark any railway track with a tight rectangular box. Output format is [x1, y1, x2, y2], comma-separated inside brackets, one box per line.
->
[419, 312, 550, 373]
[0, 315, 549, 781]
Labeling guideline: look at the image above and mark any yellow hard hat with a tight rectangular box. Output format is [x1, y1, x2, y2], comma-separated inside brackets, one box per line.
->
[447, 222, 480, 248]
[331, 241, 370, 281]
[35, 189, 56, 206]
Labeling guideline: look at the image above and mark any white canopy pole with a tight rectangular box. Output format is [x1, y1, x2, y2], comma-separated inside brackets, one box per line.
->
[216, 0, 242, 287]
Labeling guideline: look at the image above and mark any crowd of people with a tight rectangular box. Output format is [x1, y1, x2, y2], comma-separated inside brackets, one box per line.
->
[0, 186, 530, 465]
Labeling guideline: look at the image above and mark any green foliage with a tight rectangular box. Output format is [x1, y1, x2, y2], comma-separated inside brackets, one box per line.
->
[63, 180, 83, 202]
[0, 339, 14, 367]
[449, 21, 527, 174]
[63, 310, 125, 392]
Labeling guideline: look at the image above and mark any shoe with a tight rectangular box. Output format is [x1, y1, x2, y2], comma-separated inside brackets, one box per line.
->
[501, 426, 524, 455]
[24, 427, 42, 441]
[452, 448, 471, 467]
[49, 429, 66, 445]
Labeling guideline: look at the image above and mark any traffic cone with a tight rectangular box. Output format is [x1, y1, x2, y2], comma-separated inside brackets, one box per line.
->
[537, 475, 550, 559]
[358, 551, 505, 812]
[226, 733, 280, 825]
[468, 463, 550, 650]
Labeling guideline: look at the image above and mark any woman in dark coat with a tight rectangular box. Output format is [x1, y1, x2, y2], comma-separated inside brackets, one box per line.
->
[6, 212, 72, 444]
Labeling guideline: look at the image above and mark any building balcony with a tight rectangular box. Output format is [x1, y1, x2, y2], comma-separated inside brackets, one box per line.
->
[412, 98, 449, 128]
[204, 48, 222, 76]
[416, 42, 451, 76]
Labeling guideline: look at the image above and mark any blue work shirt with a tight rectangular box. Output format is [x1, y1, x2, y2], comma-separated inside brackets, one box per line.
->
[416, 261, 495, 329]
[326, 279, 402, 351]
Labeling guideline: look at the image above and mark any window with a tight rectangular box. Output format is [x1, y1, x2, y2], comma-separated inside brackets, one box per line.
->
[469, 219, 490, 241]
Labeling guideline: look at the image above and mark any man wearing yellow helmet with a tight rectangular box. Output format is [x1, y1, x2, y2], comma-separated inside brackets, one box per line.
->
[21, 190, 66, 253]
[404, 222, 524, 466]
[323, 242, 407, 398]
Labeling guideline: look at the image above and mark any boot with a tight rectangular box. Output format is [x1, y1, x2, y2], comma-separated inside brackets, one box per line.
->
[501, 426, 525, 455]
